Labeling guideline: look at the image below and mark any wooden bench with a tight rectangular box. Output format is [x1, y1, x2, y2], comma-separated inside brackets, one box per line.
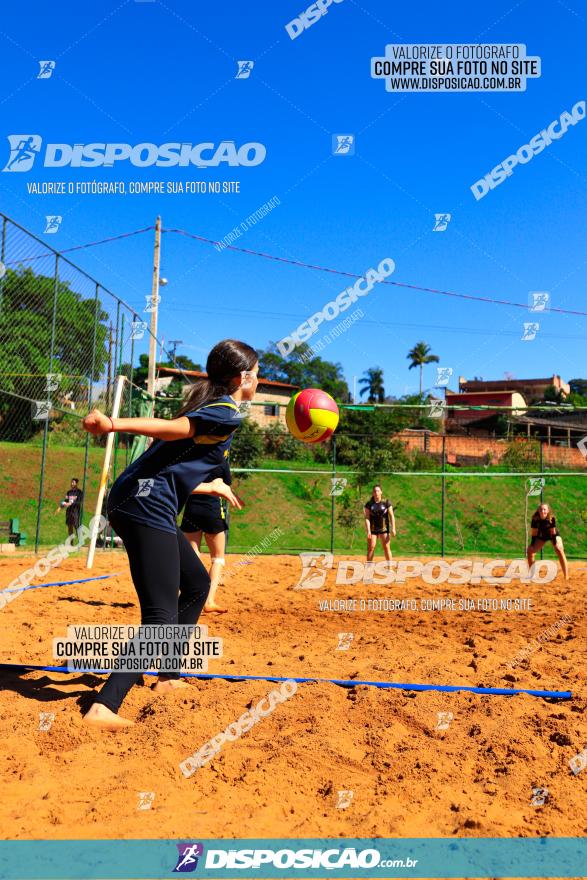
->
[0, 518, 27, 547]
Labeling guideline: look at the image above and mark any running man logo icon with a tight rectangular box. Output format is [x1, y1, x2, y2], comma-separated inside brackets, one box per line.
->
[32, 400, 51, 421]
[236, 61, 254, 79]
[522, 322, 539, 341]
[332, 134, 355, 155]
[44, 216, 62, 234]
[569, 748, 587, 775]
[173, 843, 204, 873]
[137, 791, 155, 811]
[295, 552, 334, 589]
[429, 399, 446, 419]
[45, 373, 62, 394]
[436, 711, 453, 731]
[37, 60, 56, 79]
[530, 787, 548, 807]
[433, 213, 451, 232]
[529, 291, 550, 312]
[330, 477, 347, 496]
[3, 135, 42, 172]
[527, 477, 545, 497]
[136, 478, 155, 497]
[144, 293, 162, 313]
[435, 366, 453, 387]
[337, 632, 354, 651]
[336, 790, 354, 809]
[130, 320, 147, 341]
[38, 712, 55, 732]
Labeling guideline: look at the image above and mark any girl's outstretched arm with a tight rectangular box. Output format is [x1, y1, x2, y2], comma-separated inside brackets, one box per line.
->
[191, 478, 244, 510]
[82, 409, 195, 441]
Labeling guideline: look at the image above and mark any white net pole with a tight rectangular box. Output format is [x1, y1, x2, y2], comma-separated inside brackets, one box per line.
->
[86, 374, 126, 569]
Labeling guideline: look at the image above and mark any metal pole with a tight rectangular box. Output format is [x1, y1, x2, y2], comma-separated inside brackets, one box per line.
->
[539, 438, 544, 559]
[112, 303, 124, 488]
[0, 216, 7, 309]
[127, 317, 135, 468]
[86, 375, 125, 569]
[330, 436, 336, 553]
[107, 321, 113, 410]
[34, 254, 60, 552]
[441, 433, 446, 558]
[147, 216, 162, 399]
[80, 283, 100, 527]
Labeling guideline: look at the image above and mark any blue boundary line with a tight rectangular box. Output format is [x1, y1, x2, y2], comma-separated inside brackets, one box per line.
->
[0, 663, 572, 698]
[1, 573, 118, 593]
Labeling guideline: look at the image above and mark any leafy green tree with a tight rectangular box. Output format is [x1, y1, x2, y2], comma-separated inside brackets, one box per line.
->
[501, 438, 540, 471]
[258, 344, 349, 400]
[229, 417, 263, 477]
[0, 266, 108, 440]
[407, 341, 439, 394]
[359, 367, 385, 403]
[263, 422, 304, 461]
[569, 378, 587, 397]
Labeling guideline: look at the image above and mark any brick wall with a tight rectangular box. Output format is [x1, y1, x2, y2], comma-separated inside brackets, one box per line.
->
[397, 431, 587, 469]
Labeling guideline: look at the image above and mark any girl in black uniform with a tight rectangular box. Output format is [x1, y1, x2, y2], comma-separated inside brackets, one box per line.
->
[364, 484, 395, 562]
[527, 502, 569, 580]
[56, 478, 84, 536]
[81, 339, 258, 730]
[181, 460, 230, 614]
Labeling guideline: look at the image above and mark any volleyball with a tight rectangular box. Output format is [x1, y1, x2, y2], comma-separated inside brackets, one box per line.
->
[286, 388, 339, 443]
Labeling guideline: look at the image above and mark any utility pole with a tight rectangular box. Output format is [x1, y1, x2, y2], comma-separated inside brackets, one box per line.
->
[147, 216, 162, 400]
[169, 339, 183, 367]
[107, 321, 113, 409]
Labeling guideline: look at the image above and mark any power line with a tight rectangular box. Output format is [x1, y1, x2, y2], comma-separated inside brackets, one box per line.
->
[164, 226, 587, 318]
[10, 221, 587, 318]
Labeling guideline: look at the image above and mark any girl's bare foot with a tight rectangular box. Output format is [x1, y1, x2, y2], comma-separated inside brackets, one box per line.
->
[204, 602, 227, 614]
[83, 702, 133, 730]
[151, 677, 191, 693]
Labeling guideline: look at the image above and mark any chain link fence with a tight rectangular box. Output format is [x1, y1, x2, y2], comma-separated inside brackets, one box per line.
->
[1, 211, 586, 558]
[0, 212, 153, 550]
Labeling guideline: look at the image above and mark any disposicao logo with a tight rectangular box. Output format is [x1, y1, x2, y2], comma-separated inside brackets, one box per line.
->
[173, 843, 204, 873]
[3, 135, 43, 172]
[2, 137, 266, 171]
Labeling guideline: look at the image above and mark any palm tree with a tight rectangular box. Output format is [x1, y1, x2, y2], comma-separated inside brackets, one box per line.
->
[359, 367, 385, 403]
[407, 342, 439, 395]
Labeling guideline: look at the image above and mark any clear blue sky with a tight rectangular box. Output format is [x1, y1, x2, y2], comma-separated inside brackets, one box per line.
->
[1, 0, 585, 397]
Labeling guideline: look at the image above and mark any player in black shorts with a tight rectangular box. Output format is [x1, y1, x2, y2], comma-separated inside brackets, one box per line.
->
[56, 477, 83, 536]
[364, 484, 396, 562]
[181, 463, 232, 614]
[527, 502, 569, 580]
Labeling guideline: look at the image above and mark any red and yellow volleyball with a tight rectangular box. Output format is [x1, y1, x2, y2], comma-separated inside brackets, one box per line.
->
[286, 388, 339, 443]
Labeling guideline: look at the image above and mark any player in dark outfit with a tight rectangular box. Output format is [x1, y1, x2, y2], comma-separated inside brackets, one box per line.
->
[527, 502, 569, 580]
[181, 459, 231, 614]
[57, 478, 84, 536]
[81, 340, 257, 730]
[364, 484, 396, 561]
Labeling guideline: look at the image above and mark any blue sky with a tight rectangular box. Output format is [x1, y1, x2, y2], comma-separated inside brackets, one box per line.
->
[0, 0, 586, 397]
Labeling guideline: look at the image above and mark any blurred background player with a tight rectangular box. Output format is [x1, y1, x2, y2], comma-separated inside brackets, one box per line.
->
[55, 477, 83, 537]
[181, 463, 231, 614]
[364, 484, 395, 562]
[527, 502, 569, 580]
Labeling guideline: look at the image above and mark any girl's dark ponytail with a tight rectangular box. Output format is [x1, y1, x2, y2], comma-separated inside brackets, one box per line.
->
[176, 339, 258, 416]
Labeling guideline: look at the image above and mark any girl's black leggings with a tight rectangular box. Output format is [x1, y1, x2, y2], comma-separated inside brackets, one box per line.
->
[94, 514, 210, 714]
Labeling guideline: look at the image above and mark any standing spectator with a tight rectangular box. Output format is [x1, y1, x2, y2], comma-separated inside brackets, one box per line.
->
[56, 477, 84, 536]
